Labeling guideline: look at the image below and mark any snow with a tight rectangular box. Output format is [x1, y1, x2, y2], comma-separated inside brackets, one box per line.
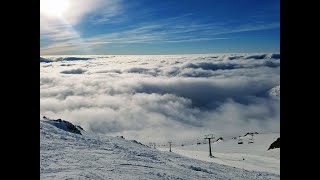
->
[159, 133, 280, 175]
[40, 120, 279, 179]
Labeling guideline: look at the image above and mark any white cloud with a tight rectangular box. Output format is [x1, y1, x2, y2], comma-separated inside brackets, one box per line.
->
[40, 54, 280, 143]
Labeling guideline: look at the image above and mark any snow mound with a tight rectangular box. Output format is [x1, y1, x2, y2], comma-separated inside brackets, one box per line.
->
[40, 120, 279, 179]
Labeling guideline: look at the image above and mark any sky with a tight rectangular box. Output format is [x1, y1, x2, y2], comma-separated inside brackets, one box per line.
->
[40, 0, 280, 55]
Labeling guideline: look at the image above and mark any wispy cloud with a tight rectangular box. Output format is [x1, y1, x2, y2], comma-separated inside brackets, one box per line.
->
[40, 1, 279, 55]
[164, 38, 231, 43]
[42, 20, 279, 55]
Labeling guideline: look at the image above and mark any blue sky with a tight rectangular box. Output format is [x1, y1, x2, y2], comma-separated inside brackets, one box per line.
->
[40, 0, 280, 55]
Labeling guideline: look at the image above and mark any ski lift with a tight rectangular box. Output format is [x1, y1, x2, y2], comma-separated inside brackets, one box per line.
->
[238, 137, 243, 144]
[196, 139, 201, 145]
[248, 135, 254, 144]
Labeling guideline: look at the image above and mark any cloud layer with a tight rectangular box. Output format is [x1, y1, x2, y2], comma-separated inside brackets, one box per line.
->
[40, 53, 280, 143]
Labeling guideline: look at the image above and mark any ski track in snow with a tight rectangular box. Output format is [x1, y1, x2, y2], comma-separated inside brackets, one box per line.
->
[41, 120, 279, 179]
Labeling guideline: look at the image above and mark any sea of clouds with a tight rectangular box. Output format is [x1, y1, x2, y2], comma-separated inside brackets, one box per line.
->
[40, 53, 280, 143]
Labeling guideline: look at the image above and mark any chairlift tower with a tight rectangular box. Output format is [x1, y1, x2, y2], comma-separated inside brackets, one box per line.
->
[168, 141, 172, 152]
[204, 134, 215, 157]
[248, 134, 254, 144]
[238, 136, 243, 144]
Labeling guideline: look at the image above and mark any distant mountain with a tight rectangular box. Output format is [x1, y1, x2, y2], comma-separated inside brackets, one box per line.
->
[40, 57, 52, 63]
[40, 56, 93, 63]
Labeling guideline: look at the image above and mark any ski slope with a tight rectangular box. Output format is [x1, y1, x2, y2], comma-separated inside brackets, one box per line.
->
[159, 133, 280, 175]
[40, 120, 279, 179]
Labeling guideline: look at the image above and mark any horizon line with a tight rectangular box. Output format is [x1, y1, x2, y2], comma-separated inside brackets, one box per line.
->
[40, 51, 280, 56]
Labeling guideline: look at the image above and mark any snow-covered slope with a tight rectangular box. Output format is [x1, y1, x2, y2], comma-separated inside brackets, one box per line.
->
[40, 120, 279, 179]
[159, 133, 280, 175]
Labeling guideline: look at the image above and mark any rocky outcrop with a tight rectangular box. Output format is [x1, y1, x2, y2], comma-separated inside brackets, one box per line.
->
[244, 132, 259, 136]
[43, 117, 83, 135]
[268, 138, 280, 150]
[52, 119, 82, 135]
